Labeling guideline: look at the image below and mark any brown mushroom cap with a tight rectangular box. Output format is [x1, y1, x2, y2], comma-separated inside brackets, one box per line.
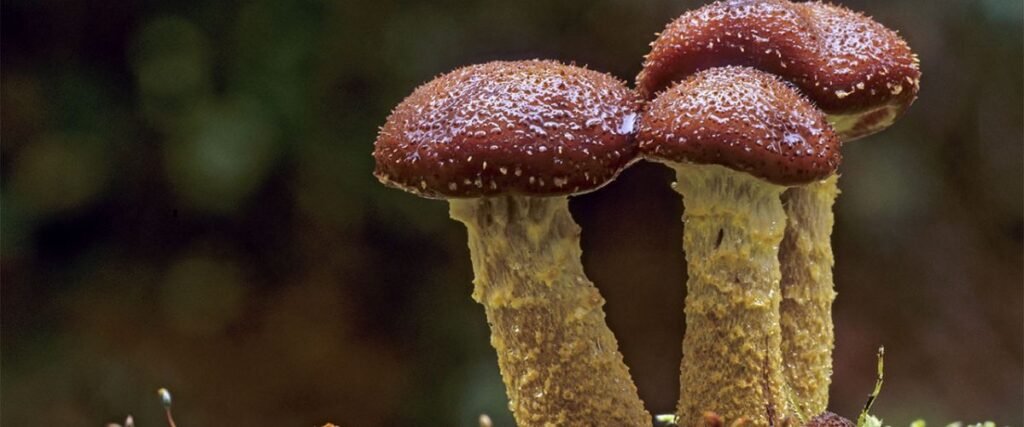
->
[374, 60, 641, 199]
[804, 412, 855, 427]
[636, 0, 920, 140]
[638, 66, 841, 186]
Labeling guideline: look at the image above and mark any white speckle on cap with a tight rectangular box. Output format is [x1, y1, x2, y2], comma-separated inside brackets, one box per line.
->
[618, 112, 638, 135]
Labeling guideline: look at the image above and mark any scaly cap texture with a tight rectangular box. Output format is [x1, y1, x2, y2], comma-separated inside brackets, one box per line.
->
[637, 0, 920, 140]
[374, 60, 641, 198]
[639, 66, 841, 185]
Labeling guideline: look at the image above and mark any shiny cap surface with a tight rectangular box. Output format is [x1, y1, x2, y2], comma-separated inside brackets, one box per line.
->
[639, 66, 841, 185]
[637, 0, 920, 140]
[374, 60, 641, 198]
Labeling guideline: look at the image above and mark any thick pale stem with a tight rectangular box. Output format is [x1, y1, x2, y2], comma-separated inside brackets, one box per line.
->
[449, 196, 650, 427]
[671, 163, 788, 427]
[779, 176, 840, 422]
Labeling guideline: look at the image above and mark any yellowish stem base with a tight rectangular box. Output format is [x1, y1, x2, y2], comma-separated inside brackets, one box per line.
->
[449, 196, 650, 427]
[671, 163, 789, 427]
[780, 176, 840, 422]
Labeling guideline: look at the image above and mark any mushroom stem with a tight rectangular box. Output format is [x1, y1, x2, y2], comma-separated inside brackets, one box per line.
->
[671, 163, 789, 427]
[449, 195, 650, 427]
[779, 175, 840, 421]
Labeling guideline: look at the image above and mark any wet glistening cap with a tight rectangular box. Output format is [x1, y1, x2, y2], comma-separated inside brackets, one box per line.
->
[639, 66, 841, 185]
[637, 0, 921, 140]
[374, 60, 642, 199]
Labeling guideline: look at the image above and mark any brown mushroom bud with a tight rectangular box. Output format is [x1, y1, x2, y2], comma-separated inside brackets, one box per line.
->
[636, 0, 920, 141]
[374, 60, 650, 426]
[638, 66, 841, 427]
[804, 412, 855, 427]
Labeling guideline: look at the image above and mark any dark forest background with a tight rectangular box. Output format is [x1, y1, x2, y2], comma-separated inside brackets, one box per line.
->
[2, 0, 1022, 425]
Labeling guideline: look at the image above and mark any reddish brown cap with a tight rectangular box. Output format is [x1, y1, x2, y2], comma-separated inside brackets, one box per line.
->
[374, 60, 641, 198]
[636, 0, 921, 140]
[638, 66, 841, 186]
[804, 412, 855, 427]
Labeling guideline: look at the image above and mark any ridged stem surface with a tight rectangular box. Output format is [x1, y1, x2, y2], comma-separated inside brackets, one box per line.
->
[779, 176, 840, 422]
[672, 163, 788, 427]
[449, 196, 650, 427]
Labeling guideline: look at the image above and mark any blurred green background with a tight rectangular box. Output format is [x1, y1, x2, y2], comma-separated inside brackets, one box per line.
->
[2, 0, 1021, 425]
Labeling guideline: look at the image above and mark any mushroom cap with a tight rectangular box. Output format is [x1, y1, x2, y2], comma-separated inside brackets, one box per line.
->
[374, 60, 642, 199]
[636, 0, 921, 140]
[638, 66, 841, 186]
[804, 412, 855, 427]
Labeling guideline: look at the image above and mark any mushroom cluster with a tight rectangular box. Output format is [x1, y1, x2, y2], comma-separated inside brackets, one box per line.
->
[638, 1, 920, 424]
[372, 1, 918, 426]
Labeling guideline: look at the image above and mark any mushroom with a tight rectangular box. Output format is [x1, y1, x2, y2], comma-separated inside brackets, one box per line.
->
[637, 1, 920, 420]
[804, 412, 855, 427]
[636, 0, 920, 141]
[374, 60, 650, 426]
[637, 66, 841, 426]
